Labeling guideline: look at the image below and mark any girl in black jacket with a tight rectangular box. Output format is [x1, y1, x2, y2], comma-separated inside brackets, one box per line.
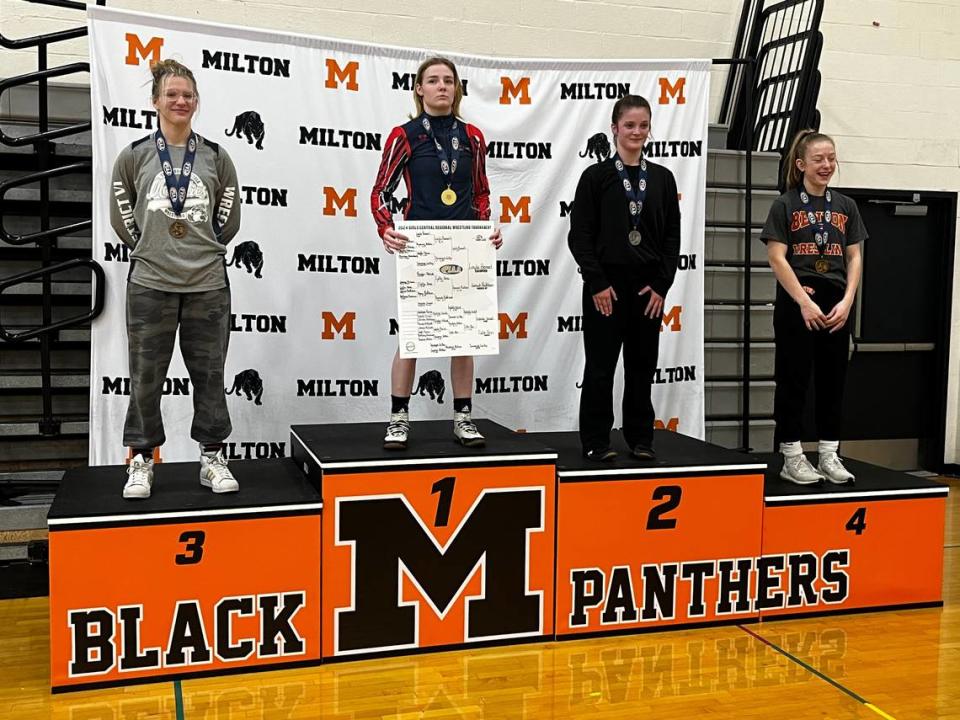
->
[568, 95, 681, 461]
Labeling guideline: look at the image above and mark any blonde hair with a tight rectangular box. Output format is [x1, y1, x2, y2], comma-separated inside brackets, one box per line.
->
[150, 59, 198, 103]
[413, 57, 463, 117]
[784, 128, 836, 189]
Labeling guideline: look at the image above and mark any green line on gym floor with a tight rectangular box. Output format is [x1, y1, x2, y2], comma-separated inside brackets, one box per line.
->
[738, 624, 896, 719]
[174, 679, 185, 720]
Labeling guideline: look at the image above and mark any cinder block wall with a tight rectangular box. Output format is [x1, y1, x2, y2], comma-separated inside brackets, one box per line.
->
[3, 0, 959, 461]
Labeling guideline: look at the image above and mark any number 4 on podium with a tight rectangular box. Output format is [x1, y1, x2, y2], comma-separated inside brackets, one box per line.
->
[845, 507, 867, 536]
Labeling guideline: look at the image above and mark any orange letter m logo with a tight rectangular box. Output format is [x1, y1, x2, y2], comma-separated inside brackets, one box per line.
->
[660, 306, 682, 332]
[325, 59, 359, 91]
[654, 418, 680, 432]
[323, 187, 358, 217]
[499, 196, 531, 224]
[321, 312, 356, 340]
[500, 77, 531, 105]
[125, 33, 163, 67]
[658, 76, 686, 105]
[499, 312, 528, 340]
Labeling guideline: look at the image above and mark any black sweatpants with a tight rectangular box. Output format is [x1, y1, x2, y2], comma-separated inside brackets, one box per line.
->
[579, 272, 662, 452]
[773, 279, 851, 446]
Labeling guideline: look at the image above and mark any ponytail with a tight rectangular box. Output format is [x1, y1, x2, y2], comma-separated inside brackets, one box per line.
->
[783, 128, 835, 189]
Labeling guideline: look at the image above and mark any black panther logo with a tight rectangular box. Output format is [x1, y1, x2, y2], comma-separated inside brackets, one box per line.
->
[579, 133, 611, 163]
[414, 370, 445, 404]
[226, 368, 263, 405]
[226, 240, 263, 278]
[225, 111, 265, 150]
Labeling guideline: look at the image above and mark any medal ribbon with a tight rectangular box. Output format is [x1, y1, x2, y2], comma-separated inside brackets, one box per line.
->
[420, 114, 460, 189]
[154, 129, 198, 216]
[613, 153, 648, 234]
[799, 183, 833, 259]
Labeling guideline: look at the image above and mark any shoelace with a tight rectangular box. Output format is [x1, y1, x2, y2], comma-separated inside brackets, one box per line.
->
[788, 455, 816, 474]
[127, 462, 151, 485]
[206, 453, 234, 480]
[821, 455, 846, 472]
[456, 419, 479, 435]
[387, 419, 409, 435]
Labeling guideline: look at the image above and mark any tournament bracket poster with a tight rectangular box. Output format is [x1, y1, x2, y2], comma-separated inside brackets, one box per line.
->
[88, 6, 709, 465]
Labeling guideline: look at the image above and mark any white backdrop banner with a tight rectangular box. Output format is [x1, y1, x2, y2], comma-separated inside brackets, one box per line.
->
[88, 6, 709, 465]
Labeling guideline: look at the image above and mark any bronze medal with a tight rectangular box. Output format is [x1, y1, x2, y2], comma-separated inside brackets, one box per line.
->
[441, 188, 457, 206]
[815, 258, 829, 274]
[628, 230, 642, 246]
[169, 220, 187, 239]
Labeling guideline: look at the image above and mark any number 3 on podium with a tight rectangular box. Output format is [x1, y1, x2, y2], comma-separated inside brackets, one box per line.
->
[175, 530, 206, 565]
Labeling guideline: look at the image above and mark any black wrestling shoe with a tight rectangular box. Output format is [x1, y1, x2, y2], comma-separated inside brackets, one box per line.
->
[584, 447, 618, 462]
[631, 443, 656, 460]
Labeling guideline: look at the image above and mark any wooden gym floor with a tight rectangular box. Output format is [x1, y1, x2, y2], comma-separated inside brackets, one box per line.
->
[1, 477, 957, 720]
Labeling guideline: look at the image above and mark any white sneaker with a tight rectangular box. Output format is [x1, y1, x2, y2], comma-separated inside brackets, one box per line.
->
[123, 454, 154, 499]
[818, 452, 855, 484]
[780, 453, 824, 485]
[453, 412, 485, 448]
[200, 450, 239, 493]
[384, 411, 410, 450]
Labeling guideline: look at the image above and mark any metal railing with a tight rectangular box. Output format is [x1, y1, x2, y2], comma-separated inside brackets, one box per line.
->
[0, 0, 105, 437]
[723, 0, 824, 155]
[715, 0, 824, 450]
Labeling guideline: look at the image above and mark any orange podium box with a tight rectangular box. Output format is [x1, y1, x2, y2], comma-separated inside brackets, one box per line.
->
[528, 431, 768, 639]
[47, 459, 323, 692]
[291, 420, 557, 661]
[760, 455, 949, 619]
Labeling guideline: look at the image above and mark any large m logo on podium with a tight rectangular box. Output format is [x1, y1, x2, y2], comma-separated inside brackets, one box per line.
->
[333, 487, 545, 655]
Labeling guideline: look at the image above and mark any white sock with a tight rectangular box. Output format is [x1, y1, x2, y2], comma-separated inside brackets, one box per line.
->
[819, 440, 839, 456]
[780, 441, 803, 458]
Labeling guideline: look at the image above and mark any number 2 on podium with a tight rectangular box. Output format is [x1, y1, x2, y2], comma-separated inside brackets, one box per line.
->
[647, 486, 682, 530]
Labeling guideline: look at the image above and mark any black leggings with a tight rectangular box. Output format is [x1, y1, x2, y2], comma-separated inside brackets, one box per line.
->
[773, 279, 850, 446]
[578, 273, 662, 451]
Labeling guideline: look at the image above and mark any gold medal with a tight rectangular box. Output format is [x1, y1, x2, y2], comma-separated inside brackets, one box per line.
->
[169, 220, 187, 239]
[815, 258, 829, 274]
[441, 188, 457, 206]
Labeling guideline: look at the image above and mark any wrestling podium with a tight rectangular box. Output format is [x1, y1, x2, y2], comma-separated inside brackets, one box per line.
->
[48, 422, 948, 690]
[47, 459, 322, 691]
[290, 420, 558, 660]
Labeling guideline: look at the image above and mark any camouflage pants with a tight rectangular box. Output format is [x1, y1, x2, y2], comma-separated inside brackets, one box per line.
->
[123, 283, 232, 448]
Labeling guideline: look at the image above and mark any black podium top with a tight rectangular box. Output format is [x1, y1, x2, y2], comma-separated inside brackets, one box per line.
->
[48, 458, 322, 529]
[759, 453, 950, 504]
[526, 430, 767, 480]
[291, 420, 557, 471]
